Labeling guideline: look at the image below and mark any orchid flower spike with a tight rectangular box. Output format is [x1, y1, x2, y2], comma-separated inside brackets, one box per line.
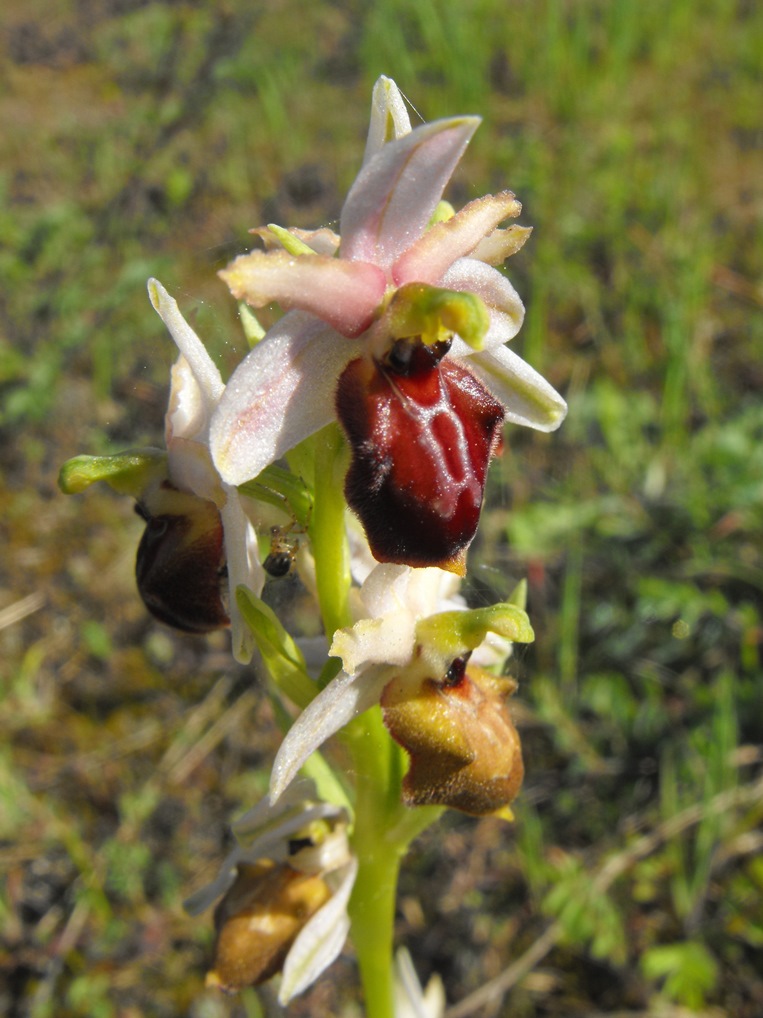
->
[211, 76, 567, 573]
[185, 781, 356, 1003]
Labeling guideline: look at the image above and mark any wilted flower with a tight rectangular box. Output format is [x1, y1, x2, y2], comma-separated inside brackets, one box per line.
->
[382, 656, 524, 816]
[58, 280, 262, 662]
[185, 781, 356, 1002]
[210, 76, 566, 572]
[268, 561, 533, 809]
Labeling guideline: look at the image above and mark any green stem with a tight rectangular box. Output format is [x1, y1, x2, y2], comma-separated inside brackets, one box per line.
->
[346, 707, 404, 1018]
[309, 424, 352, 640]
[344, 705, 445, 1016]
[349, 839, 403, 1018]
[307, 424, 408, 1011]
[285, 426, 445, 1015]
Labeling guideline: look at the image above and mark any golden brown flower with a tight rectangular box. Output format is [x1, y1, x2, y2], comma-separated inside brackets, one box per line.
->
[207, 860, 332, 993]
[381, 657, 523, 817]
[185, 785, 357, 1002]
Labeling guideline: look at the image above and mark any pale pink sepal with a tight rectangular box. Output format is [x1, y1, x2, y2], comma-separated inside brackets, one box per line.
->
[166, 435, 220, 505]
[147, 279, 224, 407]
[166, 356, 208, 446]
[210, 312, 354, 486]
[269, 666, 393, 802]
[220, 251, 387, 338]
[393, 192, 522, 285]
[165, 356, 221, 502]
[468, 343, 568, 432]
[278, 857, 358, 1003]
[340, 116, 480, 272]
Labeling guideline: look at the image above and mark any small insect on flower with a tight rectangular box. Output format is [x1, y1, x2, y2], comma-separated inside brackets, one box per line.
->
[263, 523, 300, 579]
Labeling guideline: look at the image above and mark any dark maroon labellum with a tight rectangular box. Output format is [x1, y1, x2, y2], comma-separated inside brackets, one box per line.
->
[135, 494, 230, 633]
[335, 347, 504, 572]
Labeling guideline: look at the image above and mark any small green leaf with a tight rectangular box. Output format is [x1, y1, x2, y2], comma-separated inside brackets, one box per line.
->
[642, 941, 719, 1009]
[236, 587, 315, 708]
[238, 302, 266, 347]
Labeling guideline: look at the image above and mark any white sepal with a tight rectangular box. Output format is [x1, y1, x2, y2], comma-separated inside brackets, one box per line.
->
[269, 666, 394, 802]
[278, 857, 358, 1003]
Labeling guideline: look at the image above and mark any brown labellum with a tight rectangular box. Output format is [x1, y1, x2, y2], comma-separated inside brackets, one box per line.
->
[207, 860, 331, 993]
[335, 344, 504, 574]
[135, 485, 229, 633]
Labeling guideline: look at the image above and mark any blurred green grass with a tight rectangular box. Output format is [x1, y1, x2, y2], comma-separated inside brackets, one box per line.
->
[1, 1, 762, 1016]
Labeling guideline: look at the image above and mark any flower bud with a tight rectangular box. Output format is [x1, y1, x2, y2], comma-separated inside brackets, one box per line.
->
[381, 657, 523, 816]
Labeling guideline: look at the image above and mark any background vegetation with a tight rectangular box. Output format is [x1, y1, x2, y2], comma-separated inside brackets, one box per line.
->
[1, 1, 761, 1015]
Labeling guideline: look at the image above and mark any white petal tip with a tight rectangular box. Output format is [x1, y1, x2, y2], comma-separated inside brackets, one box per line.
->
[537, 400, 568, 432]
[147, 277, 166, 312]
